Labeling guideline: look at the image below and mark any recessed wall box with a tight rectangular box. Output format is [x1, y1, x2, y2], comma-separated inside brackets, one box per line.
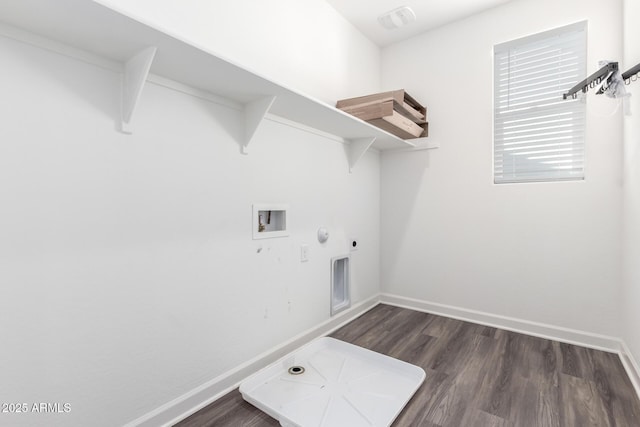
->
[253, 204, 289, 239]
[330, 255, 350, 316]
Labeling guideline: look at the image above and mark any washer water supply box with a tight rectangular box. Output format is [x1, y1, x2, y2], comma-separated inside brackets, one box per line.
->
[239, 337, 426, 427]
[336, 90, 428, 140]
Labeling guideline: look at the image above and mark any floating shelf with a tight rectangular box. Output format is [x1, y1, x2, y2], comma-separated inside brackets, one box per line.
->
[0, 0, 434, 171]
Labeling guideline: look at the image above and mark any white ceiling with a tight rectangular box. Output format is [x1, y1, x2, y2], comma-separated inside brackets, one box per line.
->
[326, 0, 514, 47]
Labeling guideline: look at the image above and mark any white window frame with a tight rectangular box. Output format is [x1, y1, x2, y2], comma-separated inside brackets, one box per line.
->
[493, 22, 587, 184]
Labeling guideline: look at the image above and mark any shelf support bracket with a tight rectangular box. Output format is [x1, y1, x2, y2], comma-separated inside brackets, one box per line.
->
[121, 46, 157, 134]
[242, 96, 277, 154]
[347, 137, 376, 173]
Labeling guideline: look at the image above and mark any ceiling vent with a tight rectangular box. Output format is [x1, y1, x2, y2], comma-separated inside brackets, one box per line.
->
[377, 6, 416, 30]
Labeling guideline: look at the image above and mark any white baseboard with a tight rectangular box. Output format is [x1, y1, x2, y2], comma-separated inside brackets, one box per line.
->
[380, 293, 621, 352]
[380, 293, 640, 401]
[124, 294, 381, 427]
[619, 341, 640, 400]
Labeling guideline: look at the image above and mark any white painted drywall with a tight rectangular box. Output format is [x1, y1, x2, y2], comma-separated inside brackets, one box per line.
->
[94, 0, 381, 104]
[380, 0, 623, 336]
[623, 0, 640, 369]
[0, 31, 380, 427]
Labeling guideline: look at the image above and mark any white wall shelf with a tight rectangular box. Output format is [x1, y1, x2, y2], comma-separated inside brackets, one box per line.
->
[0, 0, 435, 170]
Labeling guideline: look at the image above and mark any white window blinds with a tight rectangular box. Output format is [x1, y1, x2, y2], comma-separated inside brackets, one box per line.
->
[494, 22, 587, 184]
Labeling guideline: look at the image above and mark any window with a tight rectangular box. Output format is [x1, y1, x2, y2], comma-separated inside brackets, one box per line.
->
[494, 22, 587, 184]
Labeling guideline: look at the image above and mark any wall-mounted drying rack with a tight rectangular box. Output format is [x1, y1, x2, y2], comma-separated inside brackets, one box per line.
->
[563, 62, 618, 99]
[0, 0, 438, 173]
[563, 61, 640, 100]
[622, 63, 640, 84]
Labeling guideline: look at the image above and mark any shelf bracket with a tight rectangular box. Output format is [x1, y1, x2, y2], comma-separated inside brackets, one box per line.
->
[121, 46, 157, 134]
[242, 96, 277, 154]
[347, 137, 376, 173]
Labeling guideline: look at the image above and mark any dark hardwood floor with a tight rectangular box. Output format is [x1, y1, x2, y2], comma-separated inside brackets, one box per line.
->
[174, 304, 640, 426]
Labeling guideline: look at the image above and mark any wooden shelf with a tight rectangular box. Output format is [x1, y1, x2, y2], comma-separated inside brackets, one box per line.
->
[0, 0, 436, 171]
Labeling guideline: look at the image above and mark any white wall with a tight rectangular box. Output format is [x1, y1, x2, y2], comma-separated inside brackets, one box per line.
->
[623, 0, 640, 368]
[95, 0, 381, 104]
[0, 25, 380, 427]
[380, 0, 623, 336]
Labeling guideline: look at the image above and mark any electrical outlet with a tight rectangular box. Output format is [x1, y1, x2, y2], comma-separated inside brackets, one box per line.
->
[350, 238, 359, 251]
[300, 244, 309, 262]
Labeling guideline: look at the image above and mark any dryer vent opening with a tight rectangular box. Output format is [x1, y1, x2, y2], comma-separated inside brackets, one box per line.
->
[331, 255, 350, 316]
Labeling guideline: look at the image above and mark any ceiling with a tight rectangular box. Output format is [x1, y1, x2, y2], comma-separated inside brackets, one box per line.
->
[326, 0, 514, 47]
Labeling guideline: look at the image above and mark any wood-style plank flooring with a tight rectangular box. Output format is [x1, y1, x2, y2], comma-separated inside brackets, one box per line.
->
[174, 304, 640, 426]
